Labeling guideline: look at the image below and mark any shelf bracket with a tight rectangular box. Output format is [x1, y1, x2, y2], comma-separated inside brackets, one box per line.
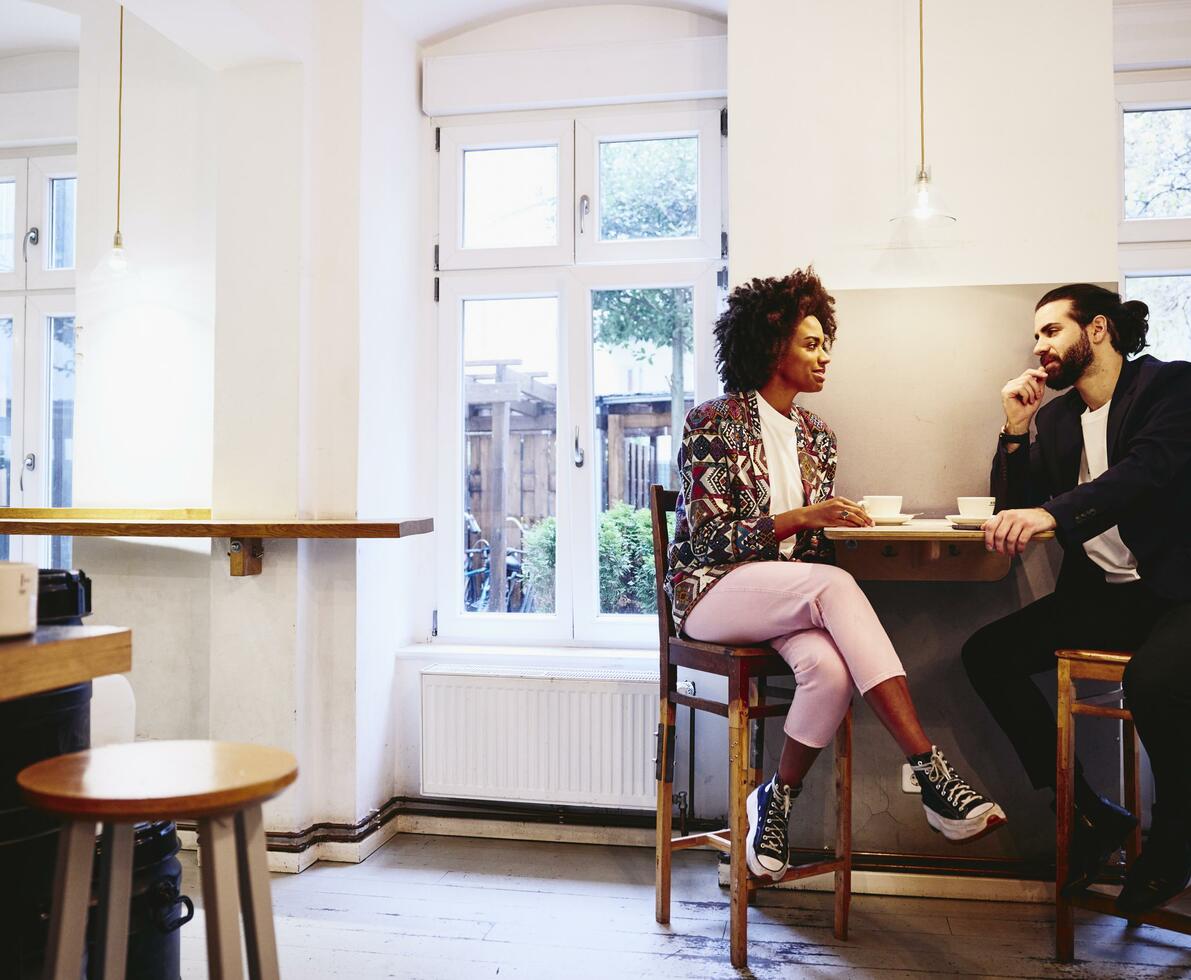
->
[228, 537, 264, 576]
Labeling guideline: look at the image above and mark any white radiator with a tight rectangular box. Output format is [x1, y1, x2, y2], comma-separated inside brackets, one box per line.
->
[420, 665, 660, 809]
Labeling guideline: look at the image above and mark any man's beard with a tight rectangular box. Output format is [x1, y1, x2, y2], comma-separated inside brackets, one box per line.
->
[1043, 329, 1093, 390]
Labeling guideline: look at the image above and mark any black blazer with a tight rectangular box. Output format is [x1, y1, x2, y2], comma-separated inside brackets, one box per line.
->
[990, 354, 1191, 599]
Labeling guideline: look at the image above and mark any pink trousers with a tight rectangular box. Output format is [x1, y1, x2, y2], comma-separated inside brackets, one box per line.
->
[683, 561, 906, 748]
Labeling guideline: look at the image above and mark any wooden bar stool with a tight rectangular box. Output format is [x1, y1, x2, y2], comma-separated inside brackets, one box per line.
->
[650, 486, 851, 969]
[1055, 649, 1191, 962]
[18, 740, 298, 980]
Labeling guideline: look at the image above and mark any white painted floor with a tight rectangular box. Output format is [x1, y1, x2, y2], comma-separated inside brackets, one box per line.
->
[178, 834, 1191, 979]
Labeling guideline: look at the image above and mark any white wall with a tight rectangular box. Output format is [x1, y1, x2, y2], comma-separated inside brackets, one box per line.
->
[729, 0, 1119, 289]
[0, 51, 77, 145]
[69, 0, 215, 742]
[355, 0, 436, 815]
[74, 0, 215, 507]
[1115, 0, 1191, 70]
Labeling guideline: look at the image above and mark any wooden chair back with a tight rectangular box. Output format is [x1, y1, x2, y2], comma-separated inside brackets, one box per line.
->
[649, 485, 680, 653]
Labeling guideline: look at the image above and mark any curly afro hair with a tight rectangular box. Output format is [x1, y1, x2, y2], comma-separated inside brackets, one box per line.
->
[714, 268, 837, 392]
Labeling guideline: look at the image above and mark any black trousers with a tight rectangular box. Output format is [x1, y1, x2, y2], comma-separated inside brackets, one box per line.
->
[962, 579, 1191, 814]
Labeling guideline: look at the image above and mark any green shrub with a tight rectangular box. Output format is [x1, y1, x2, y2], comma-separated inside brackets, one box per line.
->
[521, 504, 672, 616]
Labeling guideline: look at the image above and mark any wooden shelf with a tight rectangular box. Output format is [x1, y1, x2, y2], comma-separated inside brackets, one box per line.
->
[0, 509, 434, 576]
[0, 625, 132, 702]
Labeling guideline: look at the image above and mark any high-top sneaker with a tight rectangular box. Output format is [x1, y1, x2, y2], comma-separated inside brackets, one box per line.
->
[745, 774, 800, 880]
[910, 746, 1007, 843]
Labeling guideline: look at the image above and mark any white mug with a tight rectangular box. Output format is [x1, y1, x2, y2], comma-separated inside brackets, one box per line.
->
[957, 496, 996, 519]
[0, 562, 38, 638]
[860, 495, 902, 518]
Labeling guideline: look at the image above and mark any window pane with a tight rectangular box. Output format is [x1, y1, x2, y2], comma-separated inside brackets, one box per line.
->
[1123, 109, 1191, 220]
[1126, 275, 1191, 362]
[462, 146, 558, 250]
[463, 298, 558, 614]
[48, 316, 75, 568]
[0, 180, 14, 274]
[599, 137, 698, 241]
[49, 177, 76, 270]
[0, 317, 12, 561]
[592, 287, 693, 615]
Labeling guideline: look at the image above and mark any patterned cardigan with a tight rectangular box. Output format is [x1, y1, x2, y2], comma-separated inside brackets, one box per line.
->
[665, 390, 838, 634]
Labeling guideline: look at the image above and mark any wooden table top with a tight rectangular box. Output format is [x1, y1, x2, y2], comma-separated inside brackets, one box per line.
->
[0, 625, 132, 702]
[825, 518, 1056, 542]
[18, 740, 297, 819]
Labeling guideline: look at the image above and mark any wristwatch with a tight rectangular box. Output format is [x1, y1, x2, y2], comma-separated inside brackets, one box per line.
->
[999, 426, 1029, 444]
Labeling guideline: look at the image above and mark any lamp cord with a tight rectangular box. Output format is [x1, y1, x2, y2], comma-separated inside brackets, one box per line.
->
[115, 4, 124, 241]
[914, 0, 924, 176]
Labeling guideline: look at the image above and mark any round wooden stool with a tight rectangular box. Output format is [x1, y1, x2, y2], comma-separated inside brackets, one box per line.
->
[18, 740, 298, 980]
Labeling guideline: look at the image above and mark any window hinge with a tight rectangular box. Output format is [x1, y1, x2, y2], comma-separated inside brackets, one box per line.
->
[433, 277, 440, 302]
[720, 106, 727, 138]
[433, 243, 439, 270]
[431, 609, 438, 637]
[717, 266, 728, 289]
[720, 231, 728, 259]
[435, 127, 441, 152]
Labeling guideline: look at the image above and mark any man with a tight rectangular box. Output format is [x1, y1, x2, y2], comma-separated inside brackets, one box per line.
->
[962, 283, 1191, 915]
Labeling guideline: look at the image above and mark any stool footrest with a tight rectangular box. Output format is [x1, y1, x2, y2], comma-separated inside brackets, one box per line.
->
[1071, 703, 1131, 720]
[671, 829, 732, 853]
[1066, 889, 1191, 936]
[749, 858, 849, 891]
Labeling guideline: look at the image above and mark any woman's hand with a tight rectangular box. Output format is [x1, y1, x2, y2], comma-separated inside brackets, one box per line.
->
[777, 497, 873, 537]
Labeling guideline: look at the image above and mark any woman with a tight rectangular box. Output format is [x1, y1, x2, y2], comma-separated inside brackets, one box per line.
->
[667, 269, 1005, 881]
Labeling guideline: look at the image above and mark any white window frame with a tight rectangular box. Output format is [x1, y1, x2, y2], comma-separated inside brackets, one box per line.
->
[26, 156, 77, 290]
[1116, 70, 1191, 245]
[568, 261, 720, 645]
[437, 120, 575, 271]
[0, 293, 75, 565]
[435, 103, 725, 647]
[435, 268, 578, 644]
[575, 109, 722, 265]
[0, 159, 30, 292]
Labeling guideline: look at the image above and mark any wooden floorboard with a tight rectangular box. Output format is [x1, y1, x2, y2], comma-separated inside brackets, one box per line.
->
[179, 833, 1191, 979]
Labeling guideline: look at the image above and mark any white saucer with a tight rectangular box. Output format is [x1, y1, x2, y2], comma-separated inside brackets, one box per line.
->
[947, 515, 990, 529]
[870, 513, 918, 526]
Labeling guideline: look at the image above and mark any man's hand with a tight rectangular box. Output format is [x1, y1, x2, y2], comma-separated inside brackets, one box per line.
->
[1001, 368, 1048, 433]
[983, 508, 1056, 556]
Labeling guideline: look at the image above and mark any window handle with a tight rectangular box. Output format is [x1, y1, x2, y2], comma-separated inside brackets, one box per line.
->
[578, 195, 591, 235]
[573, 427, 585, 468]
[19, 452, 35, 493]
[22, 227, 39, 264]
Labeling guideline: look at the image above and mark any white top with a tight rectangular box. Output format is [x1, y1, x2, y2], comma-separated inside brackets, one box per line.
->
[1078, 399, 1140, 583]
[756, 394, 806, 558]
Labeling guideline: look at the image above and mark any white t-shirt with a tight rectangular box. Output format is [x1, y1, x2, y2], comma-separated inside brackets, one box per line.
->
[756, 394, 806, 558]
[1078, 399, 1140, 583]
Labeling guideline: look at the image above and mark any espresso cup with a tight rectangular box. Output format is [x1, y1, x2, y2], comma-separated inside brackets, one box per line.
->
[860, 495, 902, 518]
[957, 496, 996, 519]
[0, 562, 37, 638]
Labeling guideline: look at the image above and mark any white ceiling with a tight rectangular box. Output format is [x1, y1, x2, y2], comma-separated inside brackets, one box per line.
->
[387, 0, 726, 46]
[0, 0, 79, 57]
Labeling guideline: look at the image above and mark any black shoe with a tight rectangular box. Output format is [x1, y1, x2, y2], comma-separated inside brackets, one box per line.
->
[1116, 805, 1191, 916]
[911, 746, 1007, 843]
[745, 774, 799, 880]
[1062, 795, 1139, 895]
